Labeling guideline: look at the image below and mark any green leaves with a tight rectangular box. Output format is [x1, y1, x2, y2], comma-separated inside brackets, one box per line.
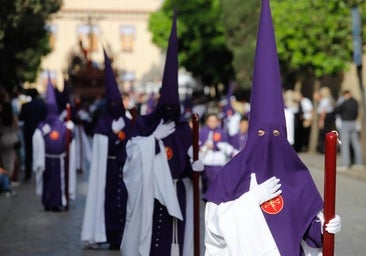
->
[0, 0, 61, 89]
[148, 0, 234, 88]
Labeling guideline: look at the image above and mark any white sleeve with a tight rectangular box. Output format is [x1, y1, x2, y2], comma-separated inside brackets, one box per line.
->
[32, 129, 45, 196]
[204, 202, 230, 256]
[205, 192, 280, 256]
[32, 129, 45, 173]
[68, 140, 77, 200]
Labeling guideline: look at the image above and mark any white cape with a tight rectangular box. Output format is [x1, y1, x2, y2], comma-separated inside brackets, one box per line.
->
[81, 134, 108, 243]
[204, 192, 280, 256]
[74, 124, 92, 172]
[121, 135, 193, 256]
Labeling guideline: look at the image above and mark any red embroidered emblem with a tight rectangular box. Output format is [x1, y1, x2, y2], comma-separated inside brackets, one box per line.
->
[49, 130, 60, 140]
[117, 131, 126, 141]
[165, 147, 173, 160]
[261, 195, 284, 214]
[213, 132, 222, 142]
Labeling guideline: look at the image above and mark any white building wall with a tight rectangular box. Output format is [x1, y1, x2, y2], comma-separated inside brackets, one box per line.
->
[38, 0, 163, 93]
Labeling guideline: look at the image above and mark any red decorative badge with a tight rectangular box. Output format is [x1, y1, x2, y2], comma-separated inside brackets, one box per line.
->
[117, 131, 126, 141]
[49, 130, 60, 140]
[165, 146, 173, 160]
[261, 195, 284, 214]
[213, 132, 222, 142]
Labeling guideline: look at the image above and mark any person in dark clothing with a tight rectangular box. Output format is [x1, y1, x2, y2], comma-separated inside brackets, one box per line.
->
[333, 90, 364, 170]
[19, 88, 47, 181]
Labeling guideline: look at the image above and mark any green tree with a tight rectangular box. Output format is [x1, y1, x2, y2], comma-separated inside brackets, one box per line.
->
[0, 0, 62, 92]
[221, 0, 356, 89]
[220, 0, 260, 89]
[272, 1, 352, 80]
[149, 0, 235, 99]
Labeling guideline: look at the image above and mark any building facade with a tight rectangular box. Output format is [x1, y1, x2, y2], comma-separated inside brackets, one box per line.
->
[38, 0, 164, 94]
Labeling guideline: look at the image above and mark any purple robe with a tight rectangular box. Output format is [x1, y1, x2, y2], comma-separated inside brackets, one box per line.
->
[38, 115, 68, 210]
[93, 114, 131, 247]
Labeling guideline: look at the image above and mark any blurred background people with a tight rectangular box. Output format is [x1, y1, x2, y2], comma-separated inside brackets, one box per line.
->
[229, 115, 249, 152]
[314, 86, 336, 153]
[0, 166, 16, 197]
[293, 91, 313, 152]
[19, 88, 47, 182]
[0, 101, 19, 186]
[333, 89, 364, 171]
[199, 113, 235, 193]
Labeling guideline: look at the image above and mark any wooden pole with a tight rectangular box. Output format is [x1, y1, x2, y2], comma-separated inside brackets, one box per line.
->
[323, 131, 338, 256]
[65, 103, 72, 211]
[192, 113, 200, 256]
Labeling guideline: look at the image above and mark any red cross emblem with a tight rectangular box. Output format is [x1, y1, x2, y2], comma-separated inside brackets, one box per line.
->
[261, 195, 284, 214]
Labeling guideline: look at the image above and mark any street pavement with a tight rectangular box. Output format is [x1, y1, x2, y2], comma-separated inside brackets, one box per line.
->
[1, 152, 366, 256]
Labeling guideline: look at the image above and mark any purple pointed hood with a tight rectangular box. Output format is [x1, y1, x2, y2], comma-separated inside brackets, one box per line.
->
[145, 92, 156, 114]
[55, 79, 71, 113]
[134, 11, 182, 136]
[155, 11, 179, 110]
[103, 48, 125, 118]
[45, 72, 59, 116]
[204, 1, 323, 255]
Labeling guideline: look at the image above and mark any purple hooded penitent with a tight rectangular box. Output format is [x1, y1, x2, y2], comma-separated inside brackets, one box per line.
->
[134, 11, 193, 255]
[204, 0, 323, 255]
[91, 48, 131, 247]
[38, 72, 68, 210]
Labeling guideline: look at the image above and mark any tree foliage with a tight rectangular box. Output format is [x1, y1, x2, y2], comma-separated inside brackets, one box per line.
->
[148, 0, 235, 91]
[0, 0, 62, 92]
[220, 0, 260, 88]
[221, 0, 358, 89]
[272, 0, 353, 78]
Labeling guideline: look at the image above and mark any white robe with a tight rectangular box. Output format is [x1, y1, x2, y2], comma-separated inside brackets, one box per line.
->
[81, 134, 108, 243]
[204, 192, 280, 256]
[74, 124, 92, 172]
[32, 128, 77, 203]
[121, 135, 193, 256]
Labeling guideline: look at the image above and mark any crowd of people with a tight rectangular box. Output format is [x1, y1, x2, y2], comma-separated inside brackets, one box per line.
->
[0, 0, 361, 254]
